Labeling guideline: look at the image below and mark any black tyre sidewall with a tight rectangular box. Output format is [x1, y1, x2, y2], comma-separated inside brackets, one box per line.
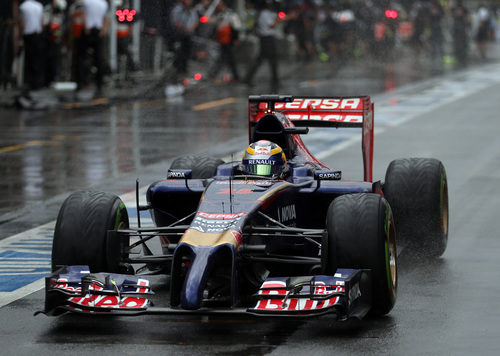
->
[52, 191, 129, 273]
[384, 158, 448, 257]
[327, 194, 397, 315]
[322, 205, 336, 275]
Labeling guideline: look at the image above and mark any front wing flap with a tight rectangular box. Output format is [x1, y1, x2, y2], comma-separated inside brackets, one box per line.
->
[36, 265, 154, 316]
[248, 269, 372, 319]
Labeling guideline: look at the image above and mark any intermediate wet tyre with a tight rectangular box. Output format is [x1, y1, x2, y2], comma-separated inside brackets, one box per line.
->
[170, 154, 224, 179]
[324, 193, 397, 316]
[384, 158, 448, 257]
[52, 191, 129, 273]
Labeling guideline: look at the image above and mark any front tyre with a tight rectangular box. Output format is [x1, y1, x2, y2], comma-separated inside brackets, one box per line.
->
[52, 191, 129, 273]
[384, 158, 448, 257]
[325, 193, 397, 316]
[170, 154, 224, 179]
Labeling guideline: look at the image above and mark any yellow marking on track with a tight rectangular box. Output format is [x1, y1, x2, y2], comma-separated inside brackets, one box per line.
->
[91, 97, 110, 105]
[136, 98, 167, 109]
[63, 97, 109, 109]
[192, 97, 237, 111]
[64, 102, 83, 109]
[0, 144, 25, 154]
[25, 140, 48, 147]
[0, 137, 81, 154]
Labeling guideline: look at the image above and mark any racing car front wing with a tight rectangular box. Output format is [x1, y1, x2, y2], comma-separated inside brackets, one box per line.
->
[37, 266, 371, 320]
[248, 269, 372, 319]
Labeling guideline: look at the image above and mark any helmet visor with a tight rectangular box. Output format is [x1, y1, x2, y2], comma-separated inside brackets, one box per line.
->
[242, 158, 282, 177]
[248, 164, 273, 176]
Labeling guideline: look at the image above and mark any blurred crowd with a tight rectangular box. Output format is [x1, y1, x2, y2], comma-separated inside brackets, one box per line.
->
[1, 0, 499, 96]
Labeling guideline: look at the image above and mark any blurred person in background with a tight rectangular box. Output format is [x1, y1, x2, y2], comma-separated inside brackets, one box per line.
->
[284, 1, 316, 62]
[245, 0, 294, 92]
[452, 0, 471, 67]
[1, 1, 16, 89]
[141, 0, 170, 72]
[44, 0, 67, 86]
[19, 0, 44, 90]
[409, 1, 427, 58]
[194, 0, 212, 38]
[70, 0, 85, 85]
[354, 1, 376, 60]
[428, 0, 444, 66]
[170, 0, 198, 75]
[208, 0, 242, 82]
[77, 0, 109, 97]
[116, 0, 138, 77]
[475, 5, 491, 60]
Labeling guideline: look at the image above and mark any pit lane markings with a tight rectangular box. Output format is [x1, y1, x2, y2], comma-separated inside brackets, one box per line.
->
[192, 97, 238, 111]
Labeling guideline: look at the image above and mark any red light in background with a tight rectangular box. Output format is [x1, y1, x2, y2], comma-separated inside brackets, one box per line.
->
[194, 73, 202, 81]
[115, 9, 136, 22]
[385, 9, 398, 19]
[278, 12, 286, 19]
[200, 16, 209, 23]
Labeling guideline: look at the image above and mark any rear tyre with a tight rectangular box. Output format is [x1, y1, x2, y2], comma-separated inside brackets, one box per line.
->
[52, 191, 129, 273]
[324, 193, 397, 316]
[384, 158, 448, 257]
[170, 154, 224, 179]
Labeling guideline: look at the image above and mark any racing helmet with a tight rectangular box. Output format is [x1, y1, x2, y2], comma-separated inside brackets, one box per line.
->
[242, 140, 287, 178]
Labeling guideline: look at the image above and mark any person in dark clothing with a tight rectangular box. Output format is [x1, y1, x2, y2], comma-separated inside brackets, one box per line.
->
[19, 0, 44, 90]
[170, 0, 198, 75]
[410, 4, 427, 57]
[245, 2, 293, 92]
[475, 6, 491, 60]
[429, 0, 444, 65]
[44, 0, 66, 86]
[1, 2, 16, 89]
[208, 0, 242, 82]
[452, 0, 471, 67]
[77, 0, 109, 96]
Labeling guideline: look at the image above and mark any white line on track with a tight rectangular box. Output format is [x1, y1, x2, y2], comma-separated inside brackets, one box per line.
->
[2, 63, 500, 308]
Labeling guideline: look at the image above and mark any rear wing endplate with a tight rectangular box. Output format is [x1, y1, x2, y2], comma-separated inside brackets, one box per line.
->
[248, 95, 374, 182]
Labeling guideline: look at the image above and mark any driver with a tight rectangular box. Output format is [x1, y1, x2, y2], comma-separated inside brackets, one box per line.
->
[241, 140, 287, 178]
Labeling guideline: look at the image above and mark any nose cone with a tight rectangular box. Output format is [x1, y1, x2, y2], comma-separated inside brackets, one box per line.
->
[181, 246, 212, 310]
[175, 229, 239, 310]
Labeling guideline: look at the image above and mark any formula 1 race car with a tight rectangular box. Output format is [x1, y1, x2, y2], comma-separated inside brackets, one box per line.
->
[38, 95, 448, 320]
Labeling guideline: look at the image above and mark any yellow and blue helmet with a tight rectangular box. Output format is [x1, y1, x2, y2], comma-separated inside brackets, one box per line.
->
[242, 140, 287, 178]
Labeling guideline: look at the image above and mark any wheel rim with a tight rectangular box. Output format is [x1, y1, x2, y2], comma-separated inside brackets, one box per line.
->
[441, 178, 449, 237]
[387, 219, 397, 287]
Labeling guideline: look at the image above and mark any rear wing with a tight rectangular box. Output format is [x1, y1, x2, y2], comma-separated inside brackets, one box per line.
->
[248, 95, 374, 182]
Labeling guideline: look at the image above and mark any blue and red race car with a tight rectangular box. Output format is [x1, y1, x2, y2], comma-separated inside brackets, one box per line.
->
[38, 95, 448, 320]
